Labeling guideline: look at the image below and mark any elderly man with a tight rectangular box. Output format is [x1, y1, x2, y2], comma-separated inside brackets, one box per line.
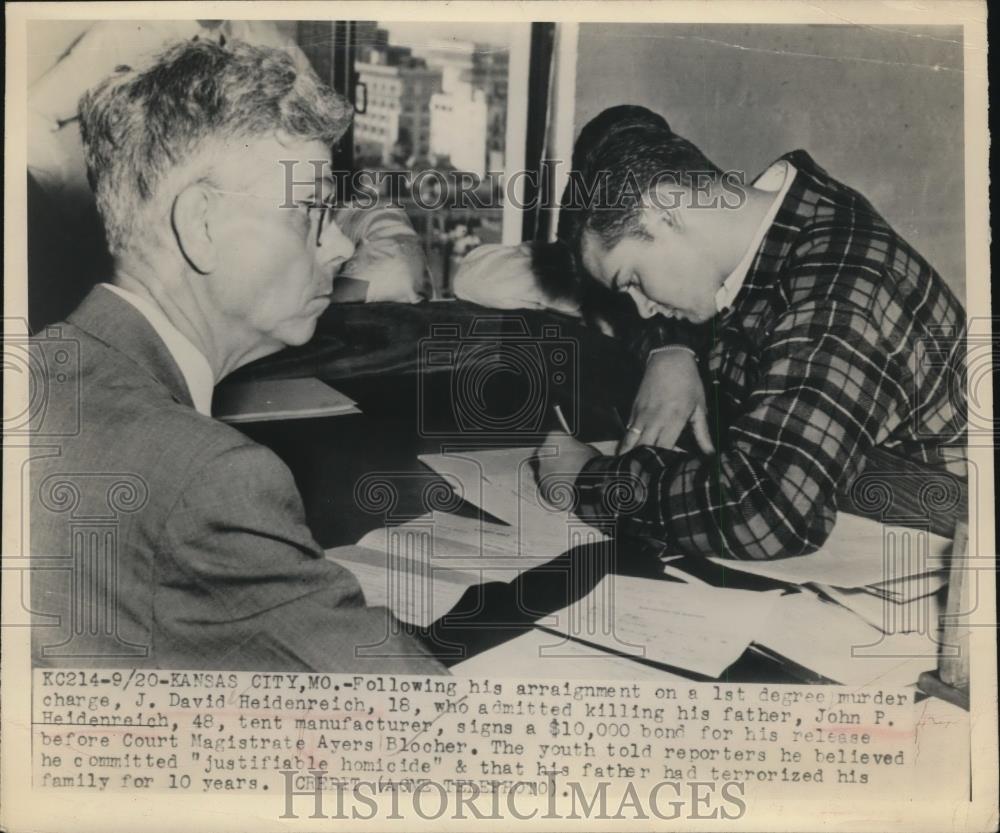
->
[536, 113, 966, 560]
[30, 39, 444, 672]
[27, 20, 428, 330]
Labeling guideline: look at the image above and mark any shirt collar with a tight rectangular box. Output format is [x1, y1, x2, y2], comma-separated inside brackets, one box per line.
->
[101, 283, 215, 416]
[714, 159, 797, 315]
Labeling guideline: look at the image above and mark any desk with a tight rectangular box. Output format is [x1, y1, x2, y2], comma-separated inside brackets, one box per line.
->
[232, 301, 956, 684]
[232, 300, 642, 548]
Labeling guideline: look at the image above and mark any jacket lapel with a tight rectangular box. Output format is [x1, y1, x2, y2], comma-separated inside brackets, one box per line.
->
[68, 285, 196, 410]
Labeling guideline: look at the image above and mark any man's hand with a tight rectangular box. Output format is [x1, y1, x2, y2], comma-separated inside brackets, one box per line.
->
[619, 347, 715, 455]
[533, 432, 601, 504]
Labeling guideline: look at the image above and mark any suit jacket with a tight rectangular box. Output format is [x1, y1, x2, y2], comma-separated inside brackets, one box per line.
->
[30, 286, 445, 672]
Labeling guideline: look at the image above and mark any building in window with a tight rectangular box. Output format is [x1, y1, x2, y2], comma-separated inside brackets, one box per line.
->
[354, 45, 442, 165]
[470, 46, 509, 170]
[430, 85, 488, 176]
[416, 39, 508, 176]
[411, 39, 476, 95]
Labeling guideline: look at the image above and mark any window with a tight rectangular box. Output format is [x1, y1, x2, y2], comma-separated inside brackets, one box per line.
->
[297, 20, 533, 293]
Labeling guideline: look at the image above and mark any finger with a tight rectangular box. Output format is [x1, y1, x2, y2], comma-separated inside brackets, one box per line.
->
[617, 402, 642, 454]
[692, 406, 716, 454]
[636, 422, 660, 450]
[653, 415, 685, 451]
[616, 432, 630, 455]
[618, 422, 643, 455]
[652, 424, 677, 452]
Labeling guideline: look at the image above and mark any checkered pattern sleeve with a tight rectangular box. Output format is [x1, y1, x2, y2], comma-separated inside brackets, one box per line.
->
[575, 295, 911, 560]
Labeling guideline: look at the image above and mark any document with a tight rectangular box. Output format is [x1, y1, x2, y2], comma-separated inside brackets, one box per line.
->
[813, 582, 944, 634]
[451, 628, 696, 682]
[356, 510, 579, 570]
[753, 590, 940, 687]
[213, 376, 359, 423]
[326, 542, 480, 627]
[339, 510, 591, 626]
[865, 570, 949, 599]
[545, 574, 783, 678]
[418, 441, 616, 552]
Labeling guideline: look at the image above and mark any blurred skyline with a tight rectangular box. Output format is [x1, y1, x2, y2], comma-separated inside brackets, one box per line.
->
[377, 21, 515, 49]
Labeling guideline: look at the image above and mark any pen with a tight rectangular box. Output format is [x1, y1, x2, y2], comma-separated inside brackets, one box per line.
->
[553, 404, 572, 434]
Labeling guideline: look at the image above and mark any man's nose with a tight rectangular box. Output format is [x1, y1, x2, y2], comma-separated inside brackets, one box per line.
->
[628, 287, 658, 319]
[318, 219, 356, 266]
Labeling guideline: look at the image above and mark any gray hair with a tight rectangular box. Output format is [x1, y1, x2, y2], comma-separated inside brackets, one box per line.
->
[79, 38, 352, 255]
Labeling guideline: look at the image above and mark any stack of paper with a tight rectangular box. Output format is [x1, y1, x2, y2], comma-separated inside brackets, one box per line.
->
[814, 571, 946, 633]
[869, 570, 949, 600]
[213, 377, 359, 423]
[655, 512, 954, 684]
[703, 513, 951, 633]
[753, 591, 939, 687]
[352, 439, 956, 686]
[357, 511, 575, 579]
[330, 509, 594, 627]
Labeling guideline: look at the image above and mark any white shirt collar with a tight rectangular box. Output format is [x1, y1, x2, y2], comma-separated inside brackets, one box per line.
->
[102, 283, 215, 416]
[714, 159, 797, 314]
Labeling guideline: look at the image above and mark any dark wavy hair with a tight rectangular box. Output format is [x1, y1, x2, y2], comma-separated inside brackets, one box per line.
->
[557, 104, 672, 243]
[532, 106, 698, 328]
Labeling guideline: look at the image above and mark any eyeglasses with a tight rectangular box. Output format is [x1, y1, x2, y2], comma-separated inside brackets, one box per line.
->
[209, 188, 337, 248]
[303, 198, 339, 247]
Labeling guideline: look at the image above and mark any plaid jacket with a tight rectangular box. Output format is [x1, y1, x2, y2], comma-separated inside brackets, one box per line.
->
[575, 151, 967, 560]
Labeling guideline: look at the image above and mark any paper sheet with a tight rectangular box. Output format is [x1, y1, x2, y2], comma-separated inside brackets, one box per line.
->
[545, 574, 782, 678]
[452, 629, 696, 682]
[707, 513, 952, 588]
[356, 511, 586, 572]
[417, 441, 616, 553]
[345, 509, 600, 626]
[754, 590, 939, 687]
[814, 583, 944, 634]
[419, 441, 615, 555]
[325, 543, 480, 627]
[867, 569, 949, 598]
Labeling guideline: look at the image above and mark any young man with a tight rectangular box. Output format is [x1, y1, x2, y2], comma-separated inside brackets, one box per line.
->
[454, 105, 715, 454]
[536, 115, 967, 560]
[30, 39, 444, 672]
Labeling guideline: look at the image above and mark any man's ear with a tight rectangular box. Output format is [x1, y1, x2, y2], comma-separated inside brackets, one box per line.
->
[642, 202, 682, 238]
[171, 183, 217, 274]
[648, 181, 686, 232]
